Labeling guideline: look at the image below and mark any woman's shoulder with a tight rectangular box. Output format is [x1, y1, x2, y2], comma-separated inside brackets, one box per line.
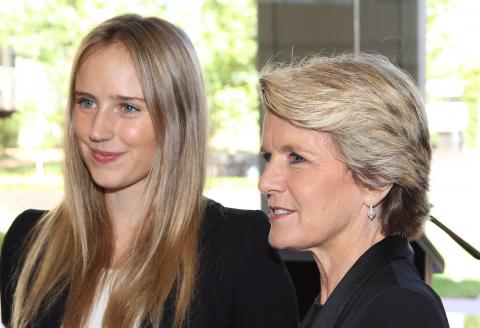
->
[204, 198, 267, 219]
[357, 288, 449, 327]
[202, 198, 269, 239]
[351, 258, 449, 327]
[200, 199, 274, 262]
[1, 210, 49, 326]
[4, 209, 47, 243]
[2, 209, 47, 260]
[195, 199, 299, 328]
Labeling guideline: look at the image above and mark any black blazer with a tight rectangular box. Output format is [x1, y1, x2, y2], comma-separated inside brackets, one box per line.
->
[1, 199, 299, 327]
[300, 236, 449, 328]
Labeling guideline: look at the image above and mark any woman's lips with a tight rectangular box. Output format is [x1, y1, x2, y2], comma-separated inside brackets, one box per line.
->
[91, 149, 125, 164]
[268, 207, 294, 220]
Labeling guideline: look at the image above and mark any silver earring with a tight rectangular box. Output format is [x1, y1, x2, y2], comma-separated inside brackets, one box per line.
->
[368, 204, 376, 220]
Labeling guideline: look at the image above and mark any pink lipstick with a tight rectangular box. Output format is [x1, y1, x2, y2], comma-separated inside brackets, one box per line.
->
[91, 149, 125, 164]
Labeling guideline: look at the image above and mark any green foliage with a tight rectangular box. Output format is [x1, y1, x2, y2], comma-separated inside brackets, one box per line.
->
[0, 112, 21, 149]
[426, 0, 461, 79]
[463, 104, 478, 148]
[0, 231, 4, 253]
[0, 161, 63, 191]
[200, 0, 259, 144]
[430, 133, 439, 150]
[0, 0, 167, 150]
[460, 65, 480, 148]
[433, 274, 480, 299]
[426, 0, 480, 146]
[0, 161, 63, 177]
[0, 1, 166, 63]
[0, 0, 258, 152]
[465, 315, 480, 328]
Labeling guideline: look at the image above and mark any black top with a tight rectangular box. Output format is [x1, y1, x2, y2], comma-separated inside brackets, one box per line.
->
[300, 299, 323, 328]
[299, 236, 449, 328]
[1, 199, 299, 327]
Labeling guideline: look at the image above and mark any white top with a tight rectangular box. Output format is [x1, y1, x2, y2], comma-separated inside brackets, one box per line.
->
[84, 271, 115, 328]
[83, 270, 141, 328]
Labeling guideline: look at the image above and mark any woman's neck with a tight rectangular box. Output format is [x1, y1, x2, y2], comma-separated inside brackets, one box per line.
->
[310, 221, 385, 304]
[103, 180, 149, 264]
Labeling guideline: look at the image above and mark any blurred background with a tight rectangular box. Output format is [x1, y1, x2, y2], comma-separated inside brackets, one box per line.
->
[0, 0, 479, 327]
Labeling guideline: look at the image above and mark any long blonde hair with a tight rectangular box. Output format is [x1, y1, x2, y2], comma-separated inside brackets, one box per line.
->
[12, 14, 207, 328]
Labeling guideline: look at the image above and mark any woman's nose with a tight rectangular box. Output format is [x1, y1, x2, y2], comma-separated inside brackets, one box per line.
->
[258, 160, 284, 197]
[89, 109, 114, 142]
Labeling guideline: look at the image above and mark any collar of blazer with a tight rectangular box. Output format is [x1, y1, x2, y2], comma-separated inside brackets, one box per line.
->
[312, 235, 413, 328]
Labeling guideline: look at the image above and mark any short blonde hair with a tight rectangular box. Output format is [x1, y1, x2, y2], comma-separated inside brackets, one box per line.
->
[260, 53, 431, 240]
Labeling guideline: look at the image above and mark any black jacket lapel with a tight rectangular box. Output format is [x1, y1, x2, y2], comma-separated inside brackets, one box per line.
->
[313, 236, 412, 328]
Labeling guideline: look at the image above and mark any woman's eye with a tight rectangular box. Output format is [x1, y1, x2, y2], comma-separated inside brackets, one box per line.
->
[77, 98, 95, 109]
[290, 152, 305, 163]
[261, 151, 271, 162]
[122, 104, 140, 114]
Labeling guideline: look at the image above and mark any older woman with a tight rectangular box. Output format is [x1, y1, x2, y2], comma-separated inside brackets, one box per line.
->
[258, 53, 449, 327]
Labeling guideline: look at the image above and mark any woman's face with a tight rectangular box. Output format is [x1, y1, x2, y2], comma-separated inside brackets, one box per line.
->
[259, 112, 369, 253]
[72, 44, 156, 193]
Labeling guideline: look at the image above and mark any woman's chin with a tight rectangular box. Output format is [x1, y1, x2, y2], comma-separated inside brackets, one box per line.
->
[268, 232, 297, 250]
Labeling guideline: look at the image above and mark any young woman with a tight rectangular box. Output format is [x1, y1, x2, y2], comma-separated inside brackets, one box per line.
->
[1, 14, 298, 328]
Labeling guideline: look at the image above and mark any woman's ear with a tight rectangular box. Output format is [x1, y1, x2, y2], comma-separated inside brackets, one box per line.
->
[364, 183, 393, 208]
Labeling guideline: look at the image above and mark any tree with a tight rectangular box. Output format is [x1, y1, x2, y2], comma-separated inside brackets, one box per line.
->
[426, 0, 480, 147]
[199, 0, 259, 151]
[0, 1, 166, 148]
[426, 0, 460, 79]
[1, 0, 259, 152]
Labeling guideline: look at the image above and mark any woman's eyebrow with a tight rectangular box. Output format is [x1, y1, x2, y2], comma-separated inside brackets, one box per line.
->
[73, 91, 145, 103]
[111, 94, 146, 103]
[280, 143, 314, 155]
[74, 90, 94, 98]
